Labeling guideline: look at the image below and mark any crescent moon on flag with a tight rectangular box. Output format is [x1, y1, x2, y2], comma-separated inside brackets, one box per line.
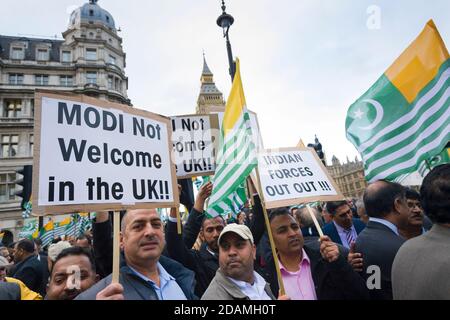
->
[358, 99, 384, 131]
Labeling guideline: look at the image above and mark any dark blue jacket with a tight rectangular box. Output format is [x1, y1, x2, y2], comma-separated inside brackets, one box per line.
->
[322, 219, 366, 246]
[75, 254, 197, 300]
[10, 255, 45, 296]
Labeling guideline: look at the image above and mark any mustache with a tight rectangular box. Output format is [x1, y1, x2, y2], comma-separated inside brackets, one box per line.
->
[227, 258, 242, 266]
[139, 236, 160, 246]
[61, 289, 81, 300]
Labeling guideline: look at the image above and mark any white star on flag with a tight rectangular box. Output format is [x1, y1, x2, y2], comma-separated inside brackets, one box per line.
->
[354, 108, 364, 120]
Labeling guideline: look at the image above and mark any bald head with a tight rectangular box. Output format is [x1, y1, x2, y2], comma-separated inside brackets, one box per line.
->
[363, 180, 406, 218]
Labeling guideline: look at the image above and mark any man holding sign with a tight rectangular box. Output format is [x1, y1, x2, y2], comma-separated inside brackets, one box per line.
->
[266, 208, 369, 300]
[76, 208, 197, 300]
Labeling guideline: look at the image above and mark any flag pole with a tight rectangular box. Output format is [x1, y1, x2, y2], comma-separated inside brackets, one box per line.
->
[306, 205, 324, 238]
[112, 211, 121, 284]
[254, 166, 286, 296]
[176, 206, 182, 235]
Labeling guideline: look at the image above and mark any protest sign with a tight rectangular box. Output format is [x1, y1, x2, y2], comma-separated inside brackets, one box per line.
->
[257, 147, 344, 209]
[203, 105, 264, 152]
[171, 114, 219, 178]
[33, 92, 179, 215]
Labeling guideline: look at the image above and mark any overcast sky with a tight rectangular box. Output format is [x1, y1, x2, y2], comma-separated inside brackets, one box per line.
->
[2, 0, 449, 164]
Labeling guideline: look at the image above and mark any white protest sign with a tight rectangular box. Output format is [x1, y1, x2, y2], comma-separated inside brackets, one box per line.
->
[171, 114, 219, 179]
[33, 92, 179, 215]
[257, 147, 344, 209]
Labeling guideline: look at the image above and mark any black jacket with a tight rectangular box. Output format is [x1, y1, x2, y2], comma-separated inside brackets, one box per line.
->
[355, 220, 405, 300]
[10, 255, 45, 296]
[263, 241, 369, 300]
[166, 219, 218, 297]
[92, 218, 113, 278]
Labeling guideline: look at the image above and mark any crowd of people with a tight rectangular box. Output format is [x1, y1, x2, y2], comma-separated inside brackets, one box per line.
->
[0, 164, 449, 300]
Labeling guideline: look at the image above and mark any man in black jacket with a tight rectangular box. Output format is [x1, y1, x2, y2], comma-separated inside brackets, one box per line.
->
[265, 208, 369, 300]
[166, 182, 266, 297]
[10, 239, 45, 296]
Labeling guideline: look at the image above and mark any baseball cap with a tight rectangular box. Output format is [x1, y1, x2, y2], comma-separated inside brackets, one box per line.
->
[218, 223, 254, 245]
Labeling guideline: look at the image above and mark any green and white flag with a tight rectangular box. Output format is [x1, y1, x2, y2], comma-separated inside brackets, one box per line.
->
[18, 219, 37, 239]
[207, 59, 256, 218]
[346, 20, 450, 182]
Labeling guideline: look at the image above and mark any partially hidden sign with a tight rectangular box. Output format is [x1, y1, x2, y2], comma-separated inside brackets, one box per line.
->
[257, 147, 344, 209]
[33, 92, 179, 215]
[171, 114, 219, 179]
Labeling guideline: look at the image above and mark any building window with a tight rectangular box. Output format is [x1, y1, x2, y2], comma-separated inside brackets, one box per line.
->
[9, 74, 23, 85]
[86, 72, 97, 84]
[109, 55, 116, 65]
[108, 76, 113, 89]
[31, 99, 34, 117]
[37, 49, 49, 61]
[60, 75, 74, 87]
[35, 75, 49, 86]
[62, 51, 71, 63]
[114, 77, 119, 90]
[106, 15, 110, 23]
[86, 48, 97, 60]
[0, 173, 17, 202]
[355, 181, 361, 189]
[89, 9, 94, 16]
[11, 47, 24, 60]
[4, 100, 22, 118]
[1, 135, 19, 158]
[29, 134, 34, 156]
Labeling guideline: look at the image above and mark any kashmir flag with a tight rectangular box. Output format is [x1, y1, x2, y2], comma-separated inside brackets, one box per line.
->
[40, 220, 54, 247]
[207, 58, 257, 217]
[54, 217, 71, 238]
[18, 220, 38, 239]
[346, 20, 450, 182]
[64, 217, 78, 238]
[418, 146, 450, 176]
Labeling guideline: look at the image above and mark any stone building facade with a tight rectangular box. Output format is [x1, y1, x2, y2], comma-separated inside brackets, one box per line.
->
[327, 155, 368, 199]
[0, 0, 129, 235]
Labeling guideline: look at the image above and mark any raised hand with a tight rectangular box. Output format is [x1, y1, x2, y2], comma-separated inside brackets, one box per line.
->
[347, 241, 364, 272]
[194, 181, 213, 212]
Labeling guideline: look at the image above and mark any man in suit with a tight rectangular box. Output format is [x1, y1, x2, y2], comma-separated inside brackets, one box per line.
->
[10, 239, 46, 296]
[355, 180, 410, 300]
[392, 164, 450, 299]
[323, 200, 366, 249]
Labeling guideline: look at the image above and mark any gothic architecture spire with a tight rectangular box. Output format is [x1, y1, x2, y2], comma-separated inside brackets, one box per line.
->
[196, 54, 225, 114]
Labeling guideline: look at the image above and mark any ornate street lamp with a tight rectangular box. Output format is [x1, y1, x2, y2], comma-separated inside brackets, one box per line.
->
[217, 0, 236, 82]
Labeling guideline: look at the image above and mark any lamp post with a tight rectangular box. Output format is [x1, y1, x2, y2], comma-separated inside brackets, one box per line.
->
[217, 0, 236, 82]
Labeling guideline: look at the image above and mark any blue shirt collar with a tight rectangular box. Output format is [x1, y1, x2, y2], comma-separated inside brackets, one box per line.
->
[128, 262, 175, 286]
[369, 217, 399, 236]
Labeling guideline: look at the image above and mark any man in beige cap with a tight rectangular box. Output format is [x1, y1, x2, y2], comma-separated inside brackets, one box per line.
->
[202, 224, 287, 300]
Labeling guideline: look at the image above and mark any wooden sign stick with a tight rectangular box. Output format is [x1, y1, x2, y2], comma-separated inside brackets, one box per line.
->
[176, 207, 182, 235]
[112, 211, 121, 284]
[255, 167, 286, 296]
[306, 205, 324, 238]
